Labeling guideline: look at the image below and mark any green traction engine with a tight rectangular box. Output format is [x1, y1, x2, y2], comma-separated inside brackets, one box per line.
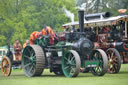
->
[22, 10, 108, 78]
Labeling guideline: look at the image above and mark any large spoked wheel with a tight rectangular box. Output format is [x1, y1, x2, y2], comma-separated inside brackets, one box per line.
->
[91, 49, 108, 76]
[1, 56, 12, 77]
[62, 50, 81, 78]
[22, 45, 45, 77]
[106, 48, 121, 74]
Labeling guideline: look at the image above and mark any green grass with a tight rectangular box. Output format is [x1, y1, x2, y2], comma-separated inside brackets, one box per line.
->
[0, 64, 128, 85]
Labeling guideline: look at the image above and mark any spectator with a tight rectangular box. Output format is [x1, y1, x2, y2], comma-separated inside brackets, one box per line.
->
[13, 39, 22, 61]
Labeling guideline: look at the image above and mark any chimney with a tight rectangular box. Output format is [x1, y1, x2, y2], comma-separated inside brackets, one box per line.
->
[78, 10, 84, 32]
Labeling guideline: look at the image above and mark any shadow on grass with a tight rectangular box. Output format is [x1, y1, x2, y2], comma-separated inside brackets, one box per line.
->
[118, 71, 128, 74]
[0, 71, 104, 79]
[39, 74, 95, 78]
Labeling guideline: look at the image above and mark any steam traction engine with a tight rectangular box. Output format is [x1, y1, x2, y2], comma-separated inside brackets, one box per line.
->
[63, 10, 128, 74]
[85, 12, 128, 74]
[22, 10, 108, 78]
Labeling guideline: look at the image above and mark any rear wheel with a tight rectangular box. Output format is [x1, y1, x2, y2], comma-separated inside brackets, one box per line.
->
[62, 50, 81, 78]
[91, 49, 108, 76]
[106, 48, 121, 74]
[1, 56, 12, 77]
[22, 45, 45, 77]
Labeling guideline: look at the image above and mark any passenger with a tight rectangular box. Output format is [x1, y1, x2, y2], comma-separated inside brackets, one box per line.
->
[29, 31, 40, 45]
[102, 26, 110, 33]
[42, 26, 55, 35]
[41, 25, 56, 45]
[23, 40, 30, 48]
[13, 39, 22, 61]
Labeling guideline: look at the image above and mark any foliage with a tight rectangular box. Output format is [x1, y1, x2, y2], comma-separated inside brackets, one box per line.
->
[0, 0, 76, 46]
[76, 0, 128, 15]
[0, 0, 128, 46]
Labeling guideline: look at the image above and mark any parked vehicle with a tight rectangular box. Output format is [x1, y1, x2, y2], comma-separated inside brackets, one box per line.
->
[63, 9, 128, 74]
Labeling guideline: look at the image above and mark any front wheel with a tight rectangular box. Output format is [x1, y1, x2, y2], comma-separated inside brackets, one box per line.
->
[91, 49, 108, 76]
[62, 50, 81, 78]
[1, 56, 12, 77]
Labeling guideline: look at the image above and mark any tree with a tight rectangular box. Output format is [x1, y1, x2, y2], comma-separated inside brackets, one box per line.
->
[0, 0, 77, 46]
[76, 0, 128, 15]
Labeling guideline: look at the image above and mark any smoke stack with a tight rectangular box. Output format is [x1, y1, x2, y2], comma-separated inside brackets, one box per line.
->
[78, 10, 84, 32]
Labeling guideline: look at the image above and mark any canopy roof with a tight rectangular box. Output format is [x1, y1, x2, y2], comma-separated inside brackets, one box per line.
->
[63, 15, 128, 28]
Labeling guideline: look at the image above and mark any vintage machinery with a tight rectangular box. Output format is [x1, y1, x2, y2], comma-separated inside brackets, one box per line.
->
[1, 44, 22, 76]
[63, 10, 128, 74]
[22, 10, 108, 78]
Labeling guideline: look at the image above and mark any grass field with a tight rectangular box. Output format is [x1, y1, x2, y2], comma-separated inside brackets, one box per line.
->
[0, 64, 128, 85]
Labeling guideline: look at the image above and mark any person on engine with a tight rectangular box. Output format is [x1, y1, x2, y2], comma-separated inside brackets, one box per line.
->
[29, 31, 40, 45]
[41, 25, 57, 45]
[23, 40, 30, 48]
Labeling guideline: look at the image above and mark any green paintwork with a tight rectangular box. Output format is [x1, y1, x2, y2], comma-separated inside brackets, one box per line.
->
[22, 46, 36, 77]
[34, 36, 50, 47]
[62, 50, 76, 78]
[85, 60, 99, 68]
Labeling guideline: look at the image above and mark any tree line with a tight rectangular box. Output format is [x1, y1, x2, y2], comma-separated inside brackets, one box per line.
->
[0, 0, 128, 46]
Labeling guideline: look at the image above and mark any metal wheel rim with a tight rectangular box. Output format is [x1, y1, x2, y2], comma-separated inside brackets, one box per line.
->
[92, 51, 104, 75]
[1, 56, 12, 77]
[62, 50, 80, 78]
[22, 46, 36, 77]
[106, 48, 121, 73]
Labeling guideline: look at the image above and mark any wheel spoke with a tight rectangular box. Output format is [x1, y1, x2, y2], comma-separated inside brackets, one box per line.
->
[107, 52, 111, 59]
[26, 47, 31, 54]
[64, 66, 70, 70]
[5, 60, 8, 65]
[111, 51, 114, 58]
[24, 55, 31, 60]
[33, 57, 36, 61]
[70, 56, 75, 62]
[68, 53, 72, 60]
[29, 65, 34, 73]
[24, 63, 31, 68]
[64, 57, 68, 61]
[71, 63, 76, 66]
[31, 52, 35, 57]
[111, 67, 115, 72]
[69, 67, 75, 74]
[113, 56, 117, 60]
